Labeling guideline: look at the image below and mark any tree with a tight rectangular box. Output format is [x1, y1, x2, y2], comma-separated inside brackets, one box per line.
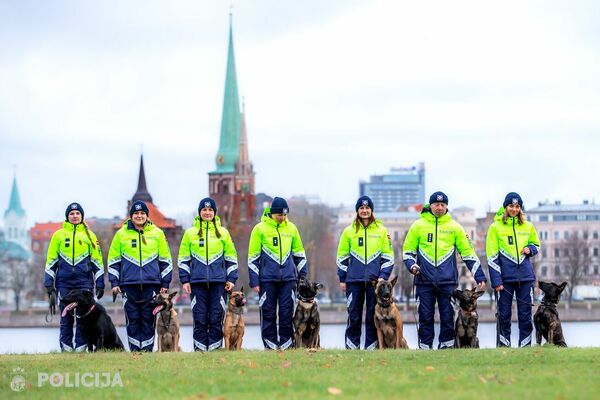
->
[561, 231, 591, 305]
[0, 241, 31, 311]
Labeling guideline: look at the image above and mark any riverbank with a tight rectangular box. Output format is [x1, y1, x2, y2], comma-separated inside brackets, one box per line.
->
[3, 302, 600, 327]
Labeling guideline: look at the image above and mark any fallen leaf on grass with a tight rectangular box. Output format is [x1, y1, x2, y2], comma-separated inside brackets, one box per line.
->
[446, 376, 456, 381]
[281, 361, 292, 369]
[328, 387, 343, 395]
[479, 376, 487, 384]
[237, 370, 245, 375]
[323, 363, 331, 368]
[307, 348, 318, 353]
[425, 366, 435, 371]
[220, 357, 227, 364]
[282, 381, 292, 387]
[248, 361, 257, 369]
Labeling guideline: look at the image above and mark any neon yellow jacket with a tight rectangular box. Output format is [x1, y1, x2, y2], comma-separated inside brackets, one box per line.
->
[178, 216, 238, 284]
[107, 220, 172, 288]
[44, 222, 104, 290]
[403, 206, 485, 285]
[336, 219, 394, 282]
[486, 207, 540, 288]
[247, 207, 308, 287]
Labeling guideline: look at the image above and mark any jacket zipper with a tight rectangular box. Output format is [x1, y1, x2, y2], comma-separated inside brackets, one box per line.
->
[138, 229, 143, 291]
[206, 222, 210, 288]
[72, 227, 76, 282]
[434, 217, 439, 284]
[364, 225, 368, 281]
[276, 224, 283, 280]
[512, 218, 520, 281]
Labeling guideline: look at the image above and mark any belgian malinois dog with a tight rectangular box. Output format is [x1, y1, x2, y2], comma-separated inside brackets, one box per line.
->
[61, 289, 124, 352]
[223, 288, 246, 350]
[452, 288, 485, 348]
[151, 291, 180, 352]
[293, 276, 323, 349]
[534, 281, 568, 347]
[374, 276, 408, 349]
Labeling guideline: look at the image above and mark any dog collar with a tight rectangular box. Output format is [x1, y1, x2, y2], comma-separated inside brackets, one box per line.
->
[74, 304, 96, 319]
[297, 294, 315, 303]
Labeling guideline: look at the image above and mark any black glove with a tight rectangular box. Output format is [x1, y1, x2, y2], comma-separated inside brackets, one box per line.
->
[96, 288, 104, 300]
[47, 287, 56, 316]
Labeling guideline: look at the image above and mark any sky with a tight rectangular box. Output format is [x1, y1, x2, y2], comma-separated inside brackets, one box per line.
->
[1, 0, 600, 228]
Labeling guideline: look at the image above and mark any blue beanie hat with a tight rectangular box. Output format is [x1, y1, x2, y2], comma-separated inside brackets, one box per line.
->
[355, 195, 374, 212]
[129, 200, 149, 217]
[65, 202, 84, 221]
[198, 197, 218, 214]
[503, 192, 523, 209]
[429, 191, 449, 205]
[270, 197, 289, 214]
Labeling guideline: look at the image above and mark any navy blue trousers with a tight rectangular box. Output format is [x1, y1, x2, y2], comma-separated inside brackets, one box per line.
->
[259, 280, 296, 350]
[122, 284, 160, 352]
[345, 282, 377, 350]
[57, 287, 87, 352]
[190, 283, 226, 352]
[497, 281, 534, 347]
[416, 283, 456, 349]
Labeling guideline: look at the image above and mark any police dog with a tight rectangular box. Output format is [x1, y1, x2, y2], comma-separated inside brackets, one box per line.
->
[223, 288, 246, 350]
[293, 276, 323, 349]
[61, 289, 124, 351]
[452, 289, 485, 348]
[374, 276, 408, 349]
[151, 291, 181, 352]
[534, 281, 568, 347]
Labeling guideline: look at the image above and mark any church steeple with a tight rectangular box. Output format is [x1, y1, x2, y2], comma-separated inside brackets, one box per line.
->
[211, 14, 241, 174]
[4, 174, 25, 218]
[132, 154, 153, 203]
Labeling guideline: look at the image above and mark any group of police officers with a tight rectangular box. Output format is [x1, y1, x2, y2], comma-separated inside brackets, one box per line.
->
[44, 190, 539, 351]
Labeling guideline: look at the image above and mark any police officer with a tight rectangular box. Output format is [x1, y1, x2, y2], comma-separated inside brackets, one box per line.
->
[248, 197, 308, 350]
[336, 195, 394, 350]
[403, 191, 486, 349]
[44, 202, 105, 352]
[178, 198, 238, 352]
[108, 200, 173, 352]
[487, 192, 540, 347]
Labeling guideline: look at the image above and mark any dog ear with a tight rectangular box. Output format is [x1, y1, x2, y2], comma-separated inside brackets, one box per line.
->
[169, 291, 178, 299]
[390, 276, 398, 287]
[558, 282, 568, 293]
[316, 283, 324, 290]
[241, 286, 245, 295]
[452, 289, 462, 298]
[538, 281, 546, 289]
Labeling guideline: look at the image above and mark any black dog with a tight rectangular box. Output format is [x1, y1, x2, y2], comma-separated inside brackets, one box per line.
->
[534, 281, 568, 347]
[293, 276, 323, 349]
[452, 289, 485, 348]
[61, 289, 124, 351]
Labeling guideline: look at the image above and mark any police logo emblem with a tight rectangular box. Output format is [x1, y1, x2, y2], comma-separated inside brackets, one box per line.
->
[70, 204, 78, 210]
[283, 208, 288, 214]
[362, 200, 368, 206]
[204, 202, 211, 208]
[512, 198, 519, 204]
[437, 195, 443, 201]
[135, 204, 142, 210]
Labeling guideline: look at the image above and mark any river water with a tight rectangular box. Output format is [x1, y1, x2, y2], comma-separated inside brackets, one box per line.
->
[1, 322, 599, 353]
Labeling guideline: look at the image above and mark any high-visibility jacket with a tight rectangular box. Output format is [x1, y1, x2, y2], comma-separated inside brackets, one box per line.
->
[403, 206, 485, 285]
[486, 207, 540, 288]
[107, 220, 172, 288]
[336, 219, 394, 283]
[247, 208, 308, 288]
[44, 222, 104, 290]
[178, 216, 238, 284]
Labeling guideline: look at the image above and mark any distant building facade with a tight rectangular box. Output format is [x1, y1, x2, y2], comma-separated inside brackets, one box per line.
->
[359, 163, 425, 212]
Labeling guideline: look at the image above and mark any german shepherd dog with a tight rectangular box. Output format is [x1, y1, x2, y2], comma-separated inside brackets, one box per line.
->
[534, 281, 568, 347]
[151, 292, 181, 352]
[293, 276, 323, 349]
[452, 289, 485, 348]
[61, 289, 124, 351]
[374, 276, 408, 349]
[223, 288, 246, 350]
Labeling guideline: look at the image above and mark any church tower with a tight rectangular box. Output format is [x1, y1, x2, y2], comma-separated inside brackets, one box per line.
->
[208, 16, 256, 226]
[3, 174, 28, 250]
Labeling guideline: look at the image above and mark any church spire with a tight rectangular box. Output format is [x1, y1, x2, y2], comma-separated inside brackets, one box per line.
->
[211, 14, 241, 174]
[4, 174, 25, 218]
[132, 154, 153, 203]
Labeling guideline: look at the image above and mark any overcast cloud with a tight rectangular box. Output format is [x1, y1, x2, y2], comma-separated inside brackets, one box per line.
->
[1, 0, 599, 227]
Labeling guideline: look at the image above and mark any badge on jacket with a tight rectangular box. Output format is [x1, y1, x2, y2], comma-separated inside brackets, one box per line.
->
[273, 237, 278, 246]
[427, 233, 433, 243]
[65, 238, 70, 248]
[508, 236, 514, 245]
[132, 239, 137, 248]
[199, 238, 205, 247]
[358, 237, 364, 247]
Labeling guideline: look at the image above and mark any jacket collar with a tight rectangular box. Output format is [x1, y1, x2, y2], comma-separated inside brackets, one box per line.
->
[193, 215, 222, 230]
[62, 221, 84, 231]
[261, 207, 289, 228]
[420, 204, 452, 223]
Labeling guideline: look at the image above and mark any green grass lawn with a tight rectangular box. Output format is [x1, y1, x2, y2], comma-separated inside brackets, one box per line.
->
[2, 347, 599, 399]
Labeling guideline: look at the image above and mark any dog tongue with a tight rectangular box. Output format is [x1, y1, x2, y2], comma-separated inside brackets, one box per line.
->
[152, 305, 164, 315]
[61, 302, 78, 317]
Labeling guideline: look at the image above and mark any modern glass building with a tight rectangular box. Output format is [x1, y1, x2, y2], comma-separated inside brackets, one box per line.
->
[359, 163, 425, 212]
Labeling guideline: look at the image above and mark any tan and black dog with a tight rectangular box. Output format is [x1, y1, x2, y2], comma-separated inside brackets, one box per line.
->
[452, 288, 485, 348]
[293, 276, 323, 349]
[534, 281, 568, 347]
[151, 291, 181, 352]
[223, 289, 246, 350]
[374, 276, 408, 349]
